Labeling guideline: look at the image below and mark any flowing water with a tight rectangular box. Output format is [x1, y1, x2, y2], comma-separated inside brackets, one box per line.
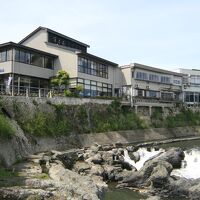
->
[104, 139, 200, 200]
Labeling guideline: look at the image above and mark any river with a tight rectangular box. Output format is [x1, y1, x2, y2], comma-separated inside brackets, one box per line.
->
[105, 139, 200, 200]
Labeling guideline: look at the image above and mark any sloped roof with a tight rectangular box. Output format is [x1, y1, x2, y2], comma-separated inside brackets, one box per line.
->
[18, 26, 90, 48]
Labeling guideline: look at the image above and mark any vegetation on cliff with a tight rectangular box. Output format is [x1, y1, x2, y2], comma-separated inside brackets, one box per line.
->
[1, 97, 200, 138]
[10, 100, 147, 137]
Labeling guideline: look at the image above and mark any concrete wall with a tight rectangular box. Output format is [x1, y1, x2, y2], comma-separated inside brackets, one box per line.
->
[2, 96, 113, 106]
[121, 66, 132, 85]
[13, 62, 54, 79]
[0, 61, 12, 74]
[77, 126, 200, 147]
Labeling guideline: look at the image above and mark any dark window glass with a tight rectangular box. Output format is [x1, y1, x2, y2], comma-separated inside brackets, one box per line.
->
[30, 53, 44, 68]
[6, 50, 12, 61]
[78, 57, 108, 79]
[15, 49, 20, 62]
[45, 57, 54, 69]
[48, 32, 87, 52]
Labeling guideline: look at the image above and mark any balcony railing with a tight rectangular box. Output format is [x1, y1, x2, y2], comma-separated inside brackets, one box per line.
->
[0, 84, 60, 98]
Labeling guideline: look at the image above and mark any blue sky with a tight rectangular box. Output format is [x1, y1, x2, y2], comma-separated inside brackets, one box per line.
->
[0, 0, 200, 70]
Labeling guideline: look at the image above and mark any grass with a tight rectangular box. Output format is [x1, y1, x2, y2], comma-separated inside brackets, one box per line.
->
[35, 173, 50, 180]
[0, 168, 17, 178]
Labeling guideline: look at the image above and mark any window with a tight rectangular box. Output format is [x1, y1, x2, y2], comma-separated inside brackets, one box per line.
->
[30, 53, 44, 68]
[161, 92, 173, 100]
[48, 32, 87, 53]
[147, 90, 157, 98]
[173, 79, 181, 85]
[44, 57, 54, 69]
[161, 76, 171, 84]
[136, 71, 148, 80]
[0, 50, 7, 62]
[14, 48, 54, 69]
[190, 75, 200, 85]
[149, 74, 159, 82]
[76, 78, 112, 97]
[78, 57, 108, 79]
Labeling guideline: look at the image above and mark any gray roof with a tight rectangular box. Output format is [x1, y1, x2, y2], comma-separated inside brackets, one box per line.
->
[78, 52, 118, 66]
[131, 63, 185, 77]
[0, 42, 58, 58]
[18, 26, 90, 48]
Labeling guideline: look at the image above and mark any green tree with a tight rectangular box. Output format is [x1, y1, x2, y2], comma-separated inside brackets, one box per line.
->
[51, 70, 70, 90]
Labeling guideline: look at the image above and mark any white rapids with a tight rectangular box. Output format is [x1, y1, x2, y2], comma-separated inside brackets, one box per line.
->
[172, 148, 200, 179]
[123, 147, 164, 171]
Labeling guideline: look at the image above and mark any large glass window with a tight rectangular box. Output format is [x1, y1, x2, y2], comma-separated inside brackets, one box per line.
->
[14, 48, 54, 69]
[44, 57, 54, 69]
[78, 57, 108, 79]
[76, 78, 112, 97]
[136, 71, 148, 80]
[161, 76, 171, 84]
[149, 74, 159, 82]
[30, 53, 44, 68]
[0, 50, 7, 62]
[161, 92, 173, 100]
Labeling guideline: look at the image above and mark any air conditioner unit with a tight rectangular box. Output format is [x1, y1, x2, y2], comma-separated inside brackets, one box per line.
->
[146, 86, 150, 90]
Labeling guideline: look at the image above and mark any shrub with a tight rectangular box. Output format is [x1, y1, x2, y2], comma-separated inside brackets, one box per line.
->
[0, 114, 15, 139]
[64, 89, 72, 97]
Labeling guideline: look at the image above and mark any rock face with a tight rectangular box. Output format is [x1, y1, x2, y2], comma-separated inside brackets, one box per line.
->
[1, 143, 200, 200]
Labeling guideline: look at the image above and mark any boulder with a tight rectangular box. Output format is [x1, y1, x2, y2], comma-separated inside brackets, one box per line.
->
[152, 147, 185, 168]
[73, 161, 91, 174]
[86, 153, 103, 164]
[129, 152, 140, 162]
[55, 151, 78, 170]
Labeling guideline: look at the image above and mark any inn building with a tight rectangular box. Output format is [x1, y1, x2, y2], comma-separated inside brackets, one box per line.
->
[0, 27, 119, 97]
[121, 63, 184, 112]
[179, 68, 200, 105]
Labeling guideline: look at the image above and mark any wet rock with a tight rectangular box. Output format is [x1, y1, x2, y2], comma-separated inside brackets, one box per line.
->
[86, 153, 103, 164]
[115, 142, 123, 148]
[152, 147, 185, 168]
[129, 152, 140, 162]
[101, 144, 114, 151]
[149, 163, 171, 188]
[103, 165, 123, 181]
[121, 161, 136, 171]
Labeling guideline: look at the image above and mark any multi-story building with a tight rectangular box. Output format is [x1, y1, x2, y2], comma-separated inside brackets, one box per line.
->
[121, 63, 184, 113]
[0, 27, 118, 97]
[179, 68, 200, 105]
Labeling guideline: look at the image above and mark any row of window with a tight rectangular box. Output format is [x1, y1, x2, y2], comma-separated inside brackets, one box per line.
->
[0, 48, 54, 69]
[135, 71, 181, 85]
[184, 92, 200, 103]
[78, 57, 108, 79]
[137, 89, 174, 100]
[76, 78, 112, 97]
[190, 75, 200, 85]
[15, 49, 54, 69]
[48, 32, 87, 53]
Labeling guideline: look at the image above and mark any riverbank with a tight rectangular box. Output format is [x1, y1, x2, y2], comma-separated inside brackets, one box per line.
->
[1, 140, 200, 200]
[1, 125, 200, 168]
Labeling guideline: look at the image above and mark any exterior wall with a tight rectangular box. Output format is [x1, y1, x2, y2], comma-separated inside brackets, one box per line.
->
[21, 29, 78, 78]
[179, 69, 200, 104]
[13, 62, 54, 79]
[0, 61, 12, 74]
[121, 67, 132, 85]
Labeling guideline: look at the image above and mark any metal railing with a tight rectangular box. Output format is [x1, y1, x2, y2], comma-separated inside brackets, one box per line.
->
[0, 84, 60, 98]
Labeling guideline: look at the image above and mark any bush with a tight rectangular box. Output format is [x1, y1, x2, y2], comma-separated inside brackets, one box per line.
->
[64, 89, 72, 97]
[0, 114, 14, 139]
